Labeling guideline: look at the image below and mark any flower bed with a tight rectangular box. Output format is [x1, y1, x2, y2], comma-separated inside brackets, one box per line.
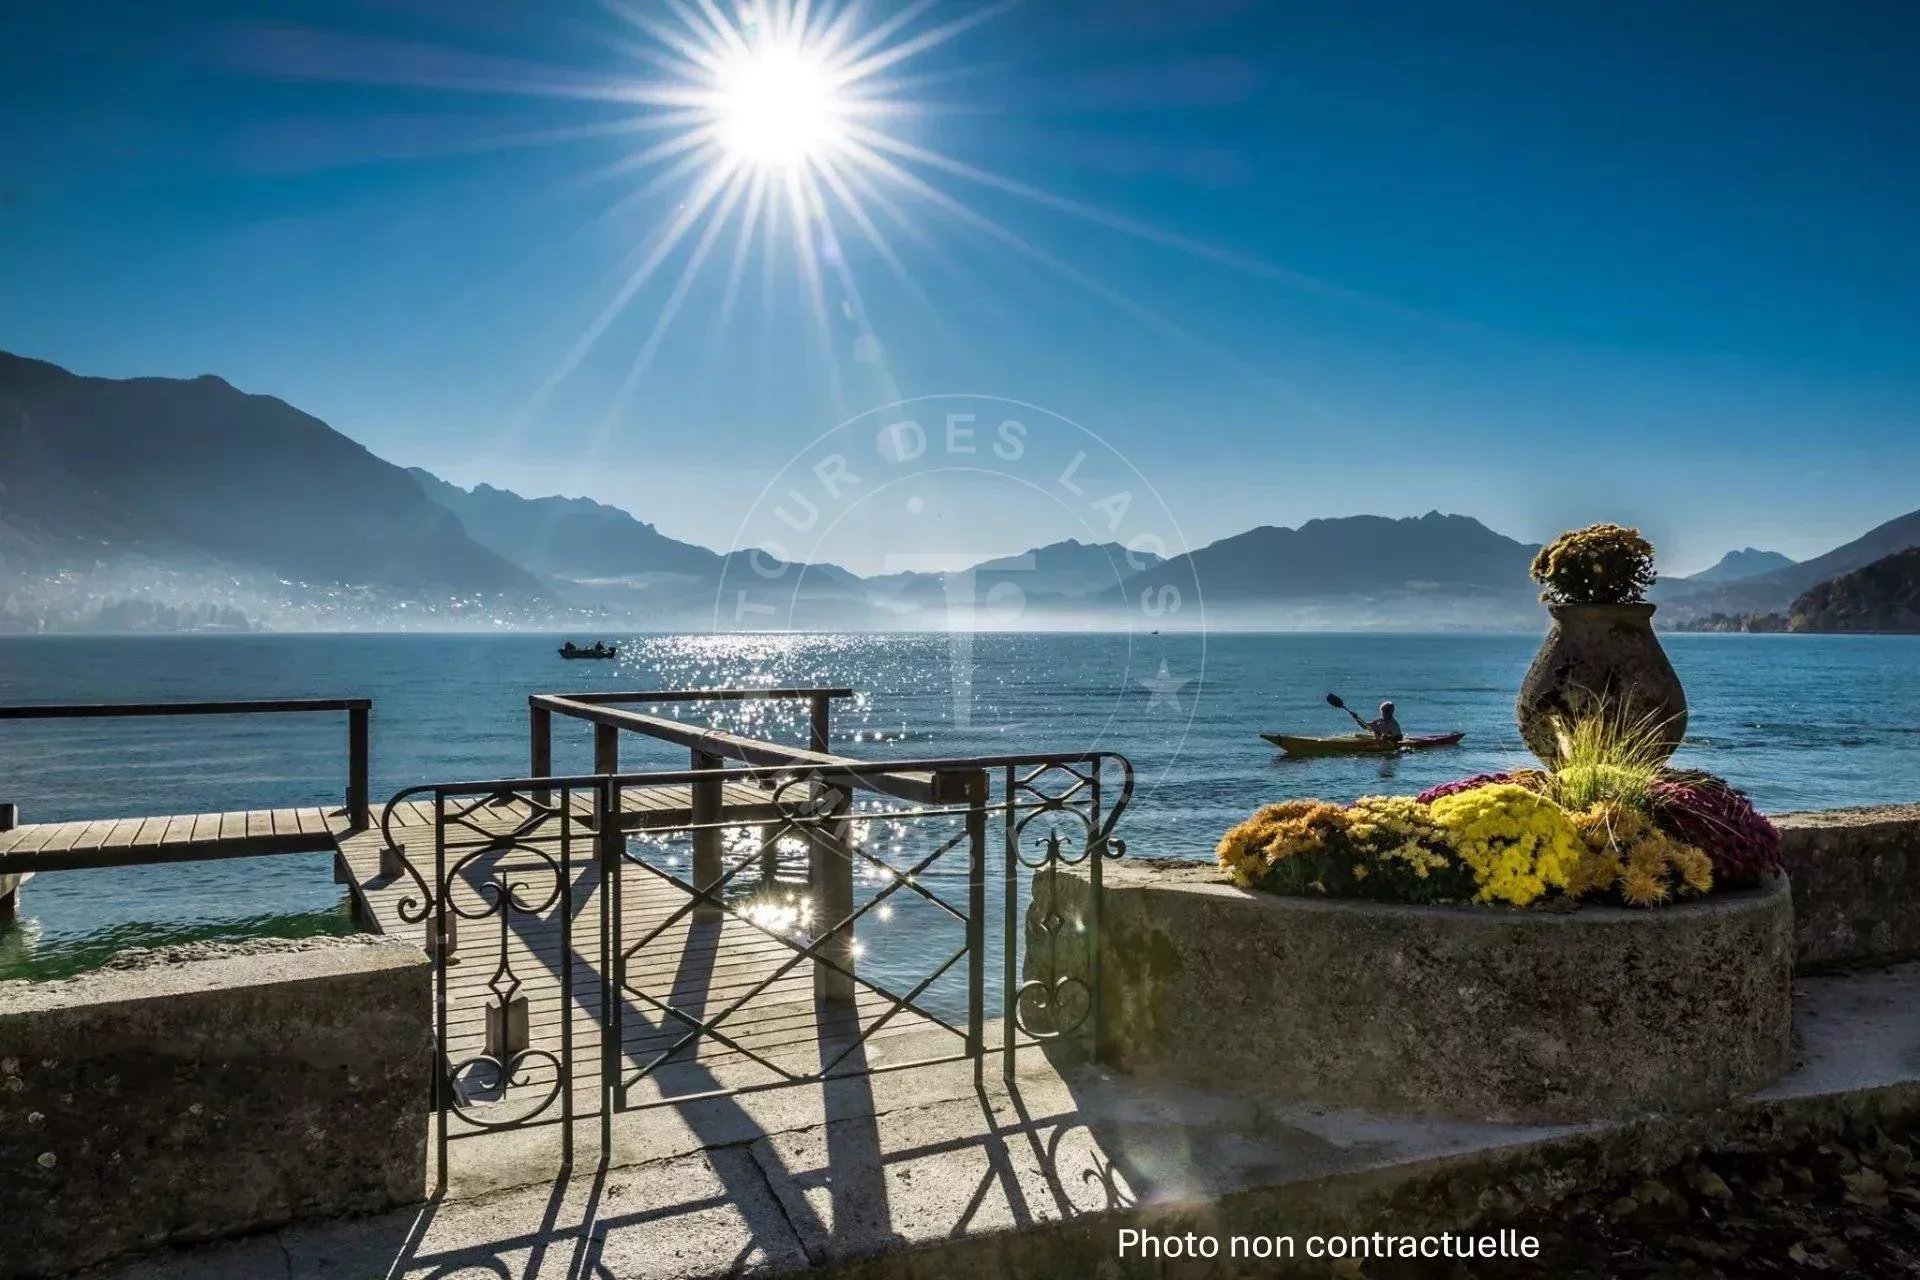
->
[1161, 728, 1798, 1120]
[1219, 721, 1782, 913]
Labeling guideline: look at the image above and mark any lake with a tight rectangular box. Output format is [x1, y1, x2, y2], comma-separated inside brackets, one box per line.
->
[2, 630, 1916, 980]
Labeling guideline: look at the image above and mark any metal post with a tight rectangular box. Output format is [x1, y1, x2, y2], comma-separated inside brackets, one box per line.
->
[594, 725, 622, 1128]
[809, 693, 831, 754]
[1087, 770, 1105, 1065]
[530, 703, 553, 807]
[598, 780, 614, 1160]
[431, 793, 450, 1192]
[558, 797, 575, 1172]
[0, 803, 18, 922]
[809, 783, 855, 1005]
[691, 750, 724, 923]
[757, 824, 778, 889]
[600, 776, 626, 1123]
[1002, 765, 1017, 1083]
[965, 771, 987, 1068]
[347, 706, 370, 829]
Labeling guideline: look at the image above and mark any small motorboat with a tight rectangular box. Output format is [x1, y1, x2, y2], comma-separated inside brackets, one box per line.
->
[1262, 731, 1465, 758]
[558, 642, 619, 660]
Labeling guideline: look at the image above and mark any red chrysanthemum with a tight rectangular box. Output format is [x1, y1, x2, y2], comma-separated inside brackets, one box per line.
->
[1648, 777, 1782, 885]
[1416, 772, 1514, 805]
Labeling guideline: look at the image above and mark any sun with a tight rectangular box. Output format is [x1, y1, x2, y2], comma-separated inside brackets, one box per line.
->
[505, 0, 1273, 422]
[713, 44, 845, 170]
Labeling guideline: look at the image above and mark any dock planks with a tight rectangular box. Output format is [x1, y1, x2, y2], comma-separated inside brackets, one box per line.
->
[0, 806, 340, 873]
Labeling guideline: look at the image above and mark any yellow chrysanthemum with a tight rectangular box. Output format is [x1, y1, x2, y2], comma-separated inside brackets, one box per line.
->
[1618, 866, 1670, 907]
[1428, 783, 1583, 906]
[1216, 800, 1349, 888]
[1569, 800, 1713, 907]
[1672, 845, 1715, 893]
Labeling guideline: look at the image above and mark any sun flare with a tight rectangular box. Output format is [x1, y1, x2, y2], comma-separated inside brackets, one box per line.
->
[496, 0, 1265, 424]
[713, 45, 844, 170]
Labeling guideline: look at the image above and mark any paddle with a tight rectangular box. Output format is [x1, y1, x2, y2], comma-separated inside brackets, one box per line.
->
[1325, 692, 1374, 734]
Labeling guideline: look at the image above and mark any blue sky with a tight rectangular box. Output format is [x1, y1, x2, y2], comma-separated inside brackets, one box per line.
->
[2, 0, 1917, 575]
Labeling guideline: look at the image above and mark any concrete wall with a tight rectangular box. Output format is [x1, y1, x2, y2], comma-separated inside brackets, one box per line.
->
[1775, 802, 1920, 970]
[1035, 862, 1794, 1124]
[0, 936, 431, 1280]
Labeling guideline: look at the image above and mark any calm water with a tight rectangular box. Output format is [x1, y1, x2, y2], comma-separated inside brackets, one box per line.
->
[2, 631, 1916, 980]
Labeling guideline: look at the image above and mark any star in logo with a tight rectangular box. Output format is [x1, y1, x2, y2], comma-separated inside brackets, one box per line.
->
[1137, 660, 1191, 714]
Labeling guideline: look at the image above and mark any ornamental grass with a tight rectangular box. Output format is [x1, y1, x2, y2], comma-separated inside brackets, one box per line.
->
[1537, 703, 1675, 805]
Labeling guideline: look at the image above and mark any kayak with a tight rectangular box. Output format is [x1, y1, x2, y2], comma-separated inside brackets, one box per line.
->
[1262, 731, 1465, 758]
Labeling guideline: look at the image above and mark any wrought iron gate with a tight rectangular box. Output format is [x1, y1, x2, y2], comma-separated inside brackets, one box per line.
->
[375, 750, 1130, 1178]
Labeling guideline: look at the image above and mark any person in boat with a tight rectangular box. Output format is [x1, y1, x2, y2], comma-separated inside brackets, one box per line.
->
[561, 641, 579, 656]
[1368, 700, 1403, 744]
[592, 641, 609, 657]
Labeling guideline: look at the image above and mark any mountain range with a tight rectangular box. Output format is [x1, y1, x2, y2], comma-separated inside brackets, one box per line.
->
[1653, 509, 1920, 620]
[1788, 548, 1920, 632]
[1675, 546, 1920, 634]
[2, 350, 1913, 633]
[1679, 548, 1797, 584]
[0, 352, 540, 599]
[406, 468, 722, 583]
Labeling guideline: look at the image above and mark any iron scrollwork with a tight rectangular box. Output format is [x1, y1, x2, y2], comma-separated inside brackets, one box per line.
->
[1009, 754, 1132, 1043]
[442, 871, 567, 1129]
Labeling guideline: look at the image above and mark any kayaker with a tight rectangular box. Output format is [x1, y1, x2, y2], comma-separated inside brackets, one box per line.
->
[1368, 701, 1403, 743]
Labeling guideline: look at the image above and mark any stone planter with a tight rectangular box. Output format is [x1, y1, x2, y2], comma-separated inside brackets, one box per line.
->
[1032, 861, 1793, 1123]
[1517, 601, 1687, 763]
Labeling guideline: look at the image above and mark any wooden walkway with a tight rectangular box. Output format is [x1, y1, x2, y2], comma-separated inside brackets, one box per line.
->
[336, 783, 955, 1113]
[0, 806, 342, 874]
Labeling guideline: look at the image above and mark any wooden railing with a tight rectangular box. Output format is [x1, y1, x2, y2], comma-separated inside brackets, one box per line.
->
[528, 687, 851, 777]
[529, 687, 921, 953]
[0, 698, 373, 829]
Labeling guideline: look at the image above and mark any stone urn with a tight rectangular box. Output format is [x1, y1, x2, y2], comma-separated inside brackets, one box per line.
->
[1517, 602, 1687, 763]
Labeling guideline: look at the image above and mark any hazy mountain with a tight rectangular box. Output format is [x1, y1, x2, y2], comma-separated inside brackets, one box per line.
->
[407, 469, 1165, 624]
[409, 469, 721, 581]
[970, 538, 1161, 597]
[1116, 512, 1539, 624]
[1683, 548, 1796, 583]
[409, 468, 877, 624]
[862, 539, 1160, 607]
[0, 351, 543, 598]
[1658, 508, 1920, 618]
[31, 348, 1902, 634]
[1787, 547, 1920, 633]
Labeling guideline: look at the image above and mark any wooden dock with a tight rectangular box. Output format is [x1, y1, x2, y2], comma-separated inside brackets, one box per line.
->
[0, 697, 369, 889]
